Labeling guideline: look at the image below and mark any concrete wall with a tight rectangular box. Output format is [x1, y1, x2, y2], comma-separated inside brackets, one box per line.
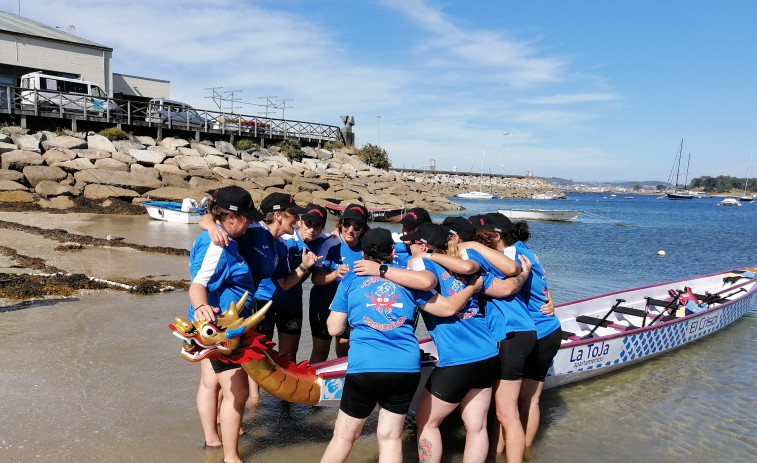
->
[113, 73, 170, 99]
[0, 32, 112, 93]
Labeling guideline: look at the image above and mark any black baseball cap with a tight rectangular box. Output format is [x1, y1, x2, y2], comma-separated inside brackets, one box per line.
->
[398, 207, 431, 229]
[215, 186, 263, 221]
[260, 192, 306, 215]
[300, 203, 327, 226]
[481, 212, 513, 233]
[468, 214, 485, 232]
[362, 228, 394, 260]
[440, 216, 475, 242]
[400, 223, 449, 250]
[341, 203, 369, 224]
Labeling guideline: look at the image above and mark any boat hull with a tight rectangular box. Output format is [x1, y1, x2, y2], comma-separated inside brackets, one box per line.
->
[498, 209, 583, 222]
[456, 191, 494, 199]
[141, 201, 202, 224]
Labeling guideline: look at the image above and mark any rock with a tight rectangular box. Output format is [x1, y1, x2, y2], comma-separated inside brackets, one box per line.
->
[187, 168, 220, 180]
[112, 140, 145, 152]
[86, 134, 117, 152]
[2, 150, 44, 170]
[111, 151, 136, 165]
[22, 165, 68, 188]
[0, 141, 18, 155]
[204, 155, 229, 169]
[227, 157, 248, 171]
[161, 137, 190, 150]
[187, 176, 226, 191]
[175, 155, 208, 171]
[129, 149, 166, 166]
[0, 169, 24, 182]
[74, 169, 162, 194]
[154, 164, 188, 179]
[67, 148, 111, 160]
[213, 167, 247, 181]
[191, 142, 224, 157]
[214, 141, 237, 156]
[134, 136, 156, 147]
[130, 164, 160, 178]
[34, 180, 80, 197]
[42, 149, 77, 165]
[0, 190, 35, 202]
[83, 184, 140, 200]
[52, 158, 96, 173]
[94, 158, 129, 171]
[249, 177, 287, 189]
[10, 134, 41, 152]
[39, 195, 76, 209]
[177, 147, 201, 157]
[0, 179, 28, 191]
[40, 135, 88, 151]
[142, 186, 209, 201]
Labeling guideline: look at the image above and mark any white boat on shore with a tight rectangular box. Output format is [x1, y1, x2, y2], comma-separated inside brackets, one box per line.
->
[171, 267, 757, 406]
[457, 191, 494, 200]
[141, 198, 207, 223]
[497, 208, 583, 222]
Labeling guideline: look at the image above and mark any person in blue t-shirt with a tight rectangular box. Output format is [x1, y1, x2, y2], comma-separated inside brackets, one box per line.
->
[392, 207, 432, 267]
[188, 186, 262, 463]
[310, 203, 370, 363]
[497, 219, 562, 451]
[397, 223, 532, 463]
[254, 204, 328, 362]
[320, 228, 483, 463]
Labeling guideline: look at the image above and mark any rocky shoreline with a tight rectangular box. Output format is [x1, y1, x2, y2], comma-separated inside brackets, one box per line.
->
[0, 127, 558, 213]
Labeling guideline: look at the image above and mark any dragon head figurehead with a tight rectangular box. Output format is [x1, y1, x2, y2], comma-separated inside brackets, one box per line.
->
[169, 292, 271, 362]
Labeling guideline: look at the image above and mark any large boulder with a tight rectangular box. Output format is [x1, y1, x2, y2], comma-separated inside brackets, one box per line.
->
[66, 149, 111, 160]
[41, 135, 88, 151]
[0, 169, 24, 182]
[227, 157, 248, 171]
[142, 186, 209, 201]
[42, 149, 77, 165]
[0, 179, 27, 191]
[214, 140, 237, 156]
[0, 141, 18, 155]
[22, 165, 68, 188]
[0, 190, 35, 202]
[52, 158, 95, 173]
[83, 184, 139, 200]
[160, 137, 190, 150]
[187, 176, 226, 191]
[10, 134, 41, 152]
[94, 158, 129, 171]
[2, 150, 44, 170]
[134, 136, 156, 147]
[34, 180, 80, 197]
[204, 154, 229, 169]
[86, 134, 117, 152]
[174, 155, 208, 171]
[191, 142, 223, 157]
[74, 169, 162, 194]
[129, 149, 166, 166]
[39, 196, 76, 209]
[112, 140, 145, 153]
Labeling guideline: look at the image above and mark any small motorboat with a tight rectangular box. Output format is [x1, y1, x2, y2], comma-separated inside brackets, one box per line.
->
[171, 267, 757, 406]
[717, 198, 742, 207]
[531, 190, 559, 200]
[456, 191, 494, 200]
[141, 197, 207, 223]
[497, 209, 583, 222]
[324, 203, 406, 223]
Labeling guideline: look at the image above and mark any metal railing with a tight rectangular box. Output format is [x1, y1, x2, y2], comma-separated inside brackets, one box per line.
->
[0, 86, 344, 144]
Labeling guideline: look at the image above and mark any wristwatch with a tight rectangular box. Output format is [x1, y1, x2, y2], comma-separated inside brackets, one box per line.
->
[379, 264, 388, 278]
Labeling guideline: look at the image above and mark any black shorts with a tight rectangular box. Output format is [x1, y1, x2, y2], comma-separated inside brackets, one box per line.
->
[496, 330, 537, 381]
[522, 328, 562, 382]
[309, 306, 351, 341]
[425, 355, 499, 403]
[340, 372, 422, 419]
[210, 358, 241, 374]
[255, 299, 303, 336]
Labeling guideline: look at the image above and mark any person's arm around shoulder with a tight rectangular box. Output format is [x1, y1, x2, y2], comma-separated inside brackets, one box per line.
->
[483, 255, 532, 298]
[459, 241, 521, 276]
[427, 252, 479, 274]
[198, 213, 230, 247]
[419, 274, 484, 317]
[541, 289, 555, 315]
[353, 260, 437, 291]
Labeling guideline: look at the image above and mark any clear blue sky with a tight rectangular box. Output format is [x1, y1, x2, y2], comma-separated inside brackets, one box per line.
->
[9, 0, 756, 182]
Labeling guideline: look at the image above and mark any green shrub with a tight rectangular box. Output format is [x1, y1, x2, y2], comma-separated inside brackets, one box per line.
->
[235, 138, 257, 151]
[324, 141, 344, 150]
[277, 138, 304, 162]
[98, 127, 130, 141]
[356, 144, 391, 170]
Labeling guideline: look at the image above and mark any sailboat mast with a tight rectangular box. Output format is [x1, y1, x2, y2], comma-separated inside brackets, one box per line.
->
[674, 139, 683, 189]
[745, 154, 753, 194]
[684, 153, 691, 189]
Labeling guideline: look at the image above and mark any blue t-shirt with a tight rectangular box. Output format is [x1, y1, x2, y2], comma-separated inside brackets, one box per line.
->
[330, 269, 435, 373]
[236, 223, 290, 289]
[416, 258, 498, 367]
[392, 241, 412, 268]
[462, 248, 535, 342]
[311, 235, 363, 314]
[188, 230, 256, 321]
[514, 241, 561, 339]
[255, 231, 328, 310]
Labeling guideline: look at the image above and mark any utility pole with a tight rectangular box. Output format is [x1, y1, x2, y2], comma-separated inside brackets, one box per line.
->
[275, 98, 293, 137]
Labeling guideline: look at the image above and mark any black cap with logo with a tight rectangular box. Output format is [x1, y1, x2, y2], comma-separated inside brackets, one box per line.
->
[215, 186, 263, 221]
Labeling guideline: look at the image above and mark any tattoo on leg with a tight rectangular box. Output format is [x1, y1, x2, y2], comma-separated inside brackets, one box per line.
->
[418, 438, 433, 463]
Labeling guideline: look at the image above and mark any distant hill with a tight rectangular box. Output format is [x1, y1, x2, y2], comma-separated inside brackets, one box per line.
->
[540, 177, 666, 187]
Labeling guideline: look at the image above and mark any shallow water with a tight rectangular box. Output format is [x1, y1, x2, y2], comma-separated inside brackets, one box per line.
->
[1, 194, 756, 462]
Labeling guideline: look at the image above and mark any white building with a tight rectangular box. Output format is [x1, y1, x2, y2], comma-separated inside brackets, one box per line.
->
[0, 11, 168, 98]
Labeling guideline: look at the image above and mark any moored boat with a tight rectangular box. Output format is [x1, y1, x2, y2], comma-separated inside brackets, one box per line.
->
[497, 208, 583, 222]
[718, 198, 742, 207]
[531, 190, 559, 200]
[324, 203, 405, 223]
[141, 197, 206, 223]
[456, 191, 494, 200]
[171, 267, 757, 406]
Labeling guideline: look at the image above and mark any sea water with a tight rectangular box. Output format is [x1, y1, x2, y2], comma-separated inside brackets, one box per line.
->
[1, 193, 755, 462]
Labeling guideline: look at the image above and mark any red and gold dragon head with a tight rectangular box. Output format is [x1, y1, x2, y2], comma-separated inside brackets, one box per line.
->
[168, 292, 271, 363]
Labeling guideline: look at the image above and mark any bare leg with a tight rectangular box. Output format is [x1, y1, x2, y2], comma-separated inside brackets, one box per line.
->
[217, 367, 249, 463]
[492, 379, 525, 463]
[197, 359, 221, 447]
[459, 388, 492, 463]
[518, 379, 544, 447]
[278, 332, 301, 363]
[320, 410, 368, 463]
[376, 407, 407, 463]
[310, 337, 332, 364]
[335, 336, 350, 358]
[416, 391, 458, 463]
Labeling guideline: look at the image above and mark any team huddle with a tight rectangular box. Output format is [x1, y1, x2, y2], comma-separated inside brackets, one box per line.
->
[187, 185, 562, 463]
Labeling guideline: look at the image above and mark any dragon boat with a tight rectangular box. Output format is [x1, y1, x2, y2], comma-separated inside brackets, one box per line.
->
[169, 267, 757, 406]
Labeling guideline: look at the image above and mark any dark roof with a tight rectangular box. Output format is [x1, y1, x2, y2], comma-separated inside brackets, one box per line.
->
[0, 11, 112, 51]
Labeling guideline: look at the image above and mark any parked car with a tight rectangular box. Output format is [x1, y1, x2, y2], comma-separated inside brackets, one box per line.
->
[19, 71, 118, 115]
[146, 98, 210, 127]
[212, 116, 271, 133]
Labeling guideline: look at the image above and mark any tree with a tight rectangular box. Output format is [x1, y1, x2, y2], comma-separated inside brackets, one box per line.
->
[656, 184, 666, 192]
[356, 144, 391, 170]
[633, 184, 642, 191]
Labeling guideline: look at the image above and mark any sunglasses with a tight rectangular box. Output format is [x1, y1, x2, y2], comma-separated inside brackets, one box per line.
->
[343, 221, 363, 232]
[303, 220, 324, 229]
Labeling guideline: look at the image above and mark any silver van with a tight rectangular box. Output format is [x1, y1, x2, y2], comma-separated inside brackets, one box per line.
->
[146, 98, 209, 127]
[20, 72, 117, 114]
